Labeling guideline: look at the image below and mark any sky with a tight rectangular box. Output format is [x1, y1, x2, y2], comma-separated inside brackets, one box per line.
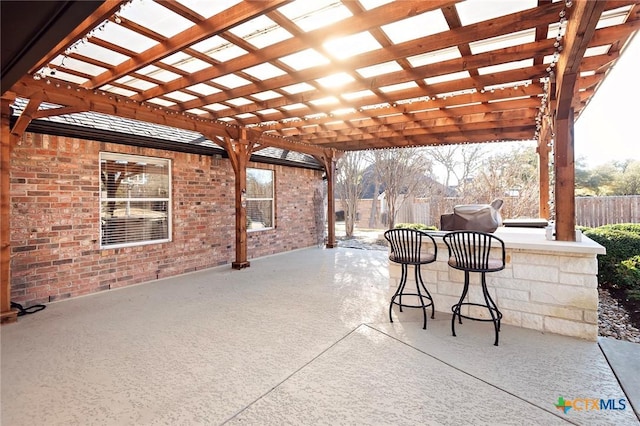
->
[574, 34, 640, 168]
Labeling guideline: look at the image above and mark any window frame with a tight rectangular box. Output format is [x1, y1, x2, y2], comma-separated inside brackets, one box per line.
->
[99, 152, 172, 249]
[246, 167, 275, 232]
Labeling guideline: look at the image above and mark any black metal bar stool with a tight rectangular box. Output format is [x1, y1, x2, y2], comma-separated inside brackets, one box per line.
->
[443, 231, 506, 346]
[384, 228, 438, 329]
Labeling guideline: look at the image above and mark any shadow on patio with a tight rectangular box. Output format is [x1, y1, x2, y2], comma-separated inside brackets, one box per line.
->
[1, 247, 638, 425]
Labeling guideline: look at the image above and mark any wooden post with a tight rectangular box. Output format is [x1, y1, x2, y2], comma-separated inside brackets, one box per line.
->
[1, 99, 18, 323]
[315, 149, 340, 249]
[538, 142, 550, 220]
[554, 109, 576, 241]
[325, 154, 337, 248]
[551, 0, 605, 241]
[538, 117, 552, 220]
[232, 142, 250, 269]
[220, 131, 253, 269]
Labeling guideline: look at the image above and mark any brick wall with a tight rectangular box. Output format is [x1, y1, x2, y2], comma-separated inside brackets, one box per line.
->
[10, 133, 324, 305]
[248, 164, 326, 257]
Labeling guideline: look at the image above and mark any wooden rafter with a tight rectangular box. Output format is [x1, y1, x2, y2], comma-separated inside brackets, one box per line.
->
[30, 1, 125, 75]
[134, 1, 461, 102]
[84, 0, 292, 90]
[4, 0, 633, 156]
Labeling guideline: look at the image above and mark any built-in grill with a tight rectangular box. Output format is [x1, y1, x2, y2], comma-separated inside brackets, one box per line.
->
[440, 199, 504, 233]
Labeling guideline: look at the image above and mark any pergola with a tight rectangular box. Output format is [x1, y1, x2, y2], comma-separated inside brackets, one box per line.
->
[1, 0, 639, 322]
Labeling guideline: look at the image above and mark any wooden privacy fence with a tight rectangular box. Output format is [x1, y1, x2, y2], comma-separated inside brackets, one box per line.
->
[575, 196, 640, 227]
[391, 196, 640, 228]
[395, 197, 536, 228]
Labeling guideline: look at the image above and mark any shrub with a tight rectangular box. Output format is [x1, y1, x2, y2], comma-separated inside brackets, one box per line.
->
[394, 223, 437, 231]
[584, 226, 640, 307]
[616, 255, 640, 301]
[599, 223, 640, 235]
[582, 227, 640, 282]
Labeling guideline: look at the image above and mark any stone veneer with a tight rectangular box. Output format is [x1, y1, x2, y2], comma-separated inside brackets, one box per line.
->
[388, 228, 605, 341]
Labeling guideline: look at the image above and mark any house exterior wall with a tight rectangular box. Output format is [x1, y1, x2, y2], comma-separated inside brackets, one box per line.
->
[10, 132, 324, 305]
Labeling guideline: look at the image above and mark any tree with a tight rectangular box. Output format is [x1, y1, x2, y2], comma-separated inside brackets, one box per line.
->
[368, 180, 380, 229]
[612, 160, 640, 195]
[423, 143, 540, 220]
[456, 144, 486, 196]
[575, 160, 617, 195]
[426, 145, 458, 189]
[464, 146, 539, 218]
[370, 148, 433, 229]
[575, 159, 640, 196]
[425, 144, 486, 195]
[336, 151, 368, 237]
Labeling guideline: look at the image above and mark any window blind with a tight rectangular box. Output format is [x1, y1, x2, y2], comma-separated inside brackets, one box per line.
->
[247, 168, 274, 230]
[100, 153, 171, 248]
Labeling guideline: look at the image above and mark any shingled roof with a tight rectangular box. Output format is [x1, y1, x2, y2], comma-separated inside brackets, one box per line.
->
[10, 97, 322, 168]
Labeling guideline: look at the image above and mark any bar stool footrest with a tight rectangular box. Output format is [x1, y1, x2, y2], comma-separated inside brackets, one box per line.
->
[451, 302, 502, 322]
[392, 293, 434, 309]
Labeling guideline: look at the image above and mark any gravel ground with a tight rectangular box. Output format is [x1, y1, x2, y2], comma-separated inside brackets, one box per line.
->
[337, 230, 640, 343]
[598, 288, 640, 343]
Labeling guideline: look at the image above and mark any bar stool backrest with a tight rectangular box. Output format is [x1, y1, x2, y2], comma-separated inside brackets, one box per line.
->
[443, 231, 505, 273]
[384, 228, 437, 265]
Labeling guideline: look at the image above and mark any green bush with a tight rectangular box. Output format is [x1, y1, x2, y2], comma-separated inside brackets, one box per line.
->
[582, 227, 640, 281]
[598, 223, 640, 235]
[394, 223, 437, 231]
[616, 255, 640, 301]
[584, 225, 640, 307]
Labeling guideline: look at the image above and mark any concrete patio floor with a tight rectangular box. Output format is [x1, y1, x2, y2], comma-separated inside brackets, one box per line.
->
[1, 247, 638, 425]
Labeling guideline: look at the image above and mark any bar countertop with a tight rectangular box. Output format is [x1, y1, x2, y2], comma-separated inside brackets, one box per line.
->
[426, 227, 606, 255]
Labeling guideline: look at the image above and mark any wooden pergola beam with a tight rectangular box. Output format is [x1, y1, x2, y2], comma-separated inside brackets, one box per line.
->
[10, 76, 328, 159]
[294, 110, 537, 141]
[10, 97, 42, 138]
[554, 0, 607, 241]
[331, 130, 536, 151]
[556, 1, 607, 118]
[260, 89, 542, 132]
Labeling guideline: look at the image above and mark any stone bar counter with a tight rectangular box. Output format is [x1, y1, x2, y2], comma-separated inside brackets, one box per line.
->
[388, 227, 606, 341]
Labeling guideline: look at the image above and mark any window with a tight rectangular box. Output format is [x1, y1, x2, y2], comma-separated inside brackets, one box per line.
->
[246, 168, 274, 230]
[100, 152, 171, 248]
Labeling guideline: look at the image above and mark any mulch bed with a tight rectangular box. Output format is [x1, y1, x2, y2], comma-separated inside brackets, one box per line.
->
[605, 285, 640, 331]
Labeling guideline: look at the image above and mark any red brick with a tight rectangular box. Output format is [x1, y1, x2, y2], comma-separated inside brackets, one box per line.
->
[10, 133, 324, 305]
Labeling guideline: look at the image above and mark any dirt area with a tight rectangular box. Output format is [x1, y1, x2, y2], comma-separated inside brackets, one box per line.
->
[334, 224, 387, 250]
